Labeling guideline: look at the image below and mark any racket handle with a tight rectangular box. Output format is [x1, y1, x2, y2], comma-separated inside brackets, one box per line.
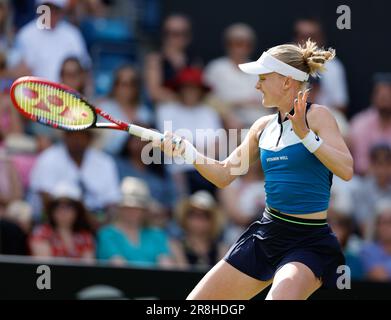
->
[128, 124, 197, 164]
[128, 124, 164, 141]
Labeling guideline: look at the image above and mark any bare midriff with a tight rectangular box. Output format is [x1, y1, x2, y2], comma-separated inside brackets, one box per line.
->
[281, 210, 328, 220]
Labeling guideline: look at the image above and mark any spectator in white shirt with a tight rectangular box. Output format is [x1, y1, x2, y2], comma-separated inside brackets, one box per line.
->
[29, 131, 121, 222]
[204, 23, 266, 129]
[7, 0, 91, 82]
[292, 17, 349, 113]
[156, 67, 223, 197]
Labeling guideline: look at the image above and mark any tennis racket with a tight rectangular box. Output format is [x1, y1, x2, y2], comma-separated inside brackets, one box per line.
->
[10, 76, 168, 142]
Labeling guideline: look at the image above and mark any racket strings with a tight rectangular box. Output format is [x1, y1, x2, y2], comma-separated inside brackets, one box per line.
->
[14, 81, 95, 130]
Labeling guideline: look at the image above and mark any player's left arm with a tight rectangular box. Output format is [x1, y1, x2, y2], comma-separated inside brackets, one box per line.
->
[287, 89, 353, 181]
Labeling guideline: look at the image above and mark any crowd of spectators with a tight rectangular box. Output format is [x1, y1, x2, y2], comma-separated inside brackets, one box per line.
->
[0, 0, 390, 283]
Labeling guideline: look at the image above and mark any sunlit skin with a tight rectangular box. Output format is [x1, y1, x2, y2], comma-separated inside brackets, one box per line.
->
[255, 73, 309, 138]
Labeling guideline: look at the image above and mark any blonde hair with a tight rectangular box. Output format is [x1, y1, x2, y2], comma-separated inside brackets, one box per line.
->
[267, 39, 335, 78]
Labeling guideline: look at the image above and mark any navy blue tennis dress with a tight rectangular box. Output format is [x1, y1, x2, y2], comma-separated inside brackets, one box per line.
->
[224, 104, 345, 288]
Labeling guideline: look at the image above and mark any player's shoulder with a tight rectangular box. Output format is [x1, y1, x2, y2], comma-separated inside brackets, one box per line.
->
[249, 114, 276, 141]
[307, 104, 337, 128]
[251, 114, 276, 132]
[307, 103, 333, 116]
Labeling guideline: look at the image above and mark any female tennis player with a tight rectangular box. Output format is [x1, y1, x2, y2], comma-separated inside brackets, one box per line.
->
[160, 39, 354, 300]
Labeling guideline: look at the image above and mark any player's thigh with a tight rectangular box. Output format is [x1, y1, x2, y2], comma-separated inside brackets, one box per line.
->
[266, 262, 322, 300]
[187, 259, 273, 300]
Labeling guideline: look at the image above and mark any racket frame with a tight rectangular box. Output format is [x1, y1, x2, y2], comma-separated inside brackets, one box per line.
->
[10, 76, 165, 142]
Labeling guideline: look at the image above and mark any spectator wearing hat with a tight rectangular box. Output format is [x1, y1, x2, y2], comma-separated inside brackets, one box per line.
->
[352, 144, 391, 239]
[97, 177, 174, 267]
[204, 23, 266, 129]
[145, 13, 202, 104]
[29, 181, 95, 260]
[360, 199, 391, 282]
[171, 190, 228, 269]
[156, 67, 223, 197]
[349, 73, 391, 174]
[29, 130, 121, 220]
[5, 0, 91, 82]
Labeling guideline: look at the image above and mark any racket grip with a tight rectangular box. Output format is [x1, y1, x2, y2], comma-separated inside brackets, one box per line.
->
[128, 124, 164, 141]
[128, 125, 197, 164]
[181, 138, 198, 164]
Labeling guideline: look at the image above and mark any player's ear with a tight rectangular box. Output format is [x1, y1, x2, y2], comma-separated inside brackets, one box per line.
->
[282, 76, 293, 90]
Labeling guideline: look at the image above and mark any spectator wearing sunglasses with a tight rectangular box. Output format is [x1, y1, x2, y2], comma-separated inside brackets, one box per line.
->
[96, 65, 154, 154]
[145, 13, 202, 104]
[171, 191, 228, 269]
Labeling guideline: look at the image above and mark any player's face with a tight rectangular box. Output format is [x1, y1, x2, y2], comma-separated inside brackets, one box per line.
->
[255, 73, 285, 107]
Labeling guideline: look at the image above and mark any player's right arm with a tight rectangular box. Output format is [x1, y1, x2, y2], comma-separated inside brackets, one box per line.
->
[161, 115, 273, 188]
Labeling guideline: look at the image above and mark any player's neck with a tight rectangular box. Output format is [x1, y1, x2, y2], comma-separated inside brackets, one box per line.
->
[277, 96, 295, 120]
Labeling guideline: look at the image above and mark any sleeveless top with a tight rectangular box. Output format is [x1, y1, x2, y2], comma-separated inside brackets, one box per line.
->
[259, 103, 333, 214]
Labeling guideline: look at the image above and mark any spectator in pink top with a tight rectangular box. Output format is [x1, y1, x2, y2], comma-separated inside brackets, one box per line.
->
[349, 73, 391, 175]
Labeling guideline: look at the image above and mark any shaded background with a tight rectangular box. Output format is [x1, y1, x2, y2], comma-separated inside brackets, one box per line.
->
[164, 0, 390, 118]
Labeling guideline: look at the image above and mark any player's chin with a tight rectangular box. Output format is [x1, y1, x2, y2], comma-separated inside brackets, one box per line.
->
[262, 97, 273, 108]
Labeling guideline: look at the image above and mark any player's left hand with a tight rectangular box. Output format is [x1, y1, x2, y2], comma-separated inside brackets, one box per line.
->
[286, 88, 311, 139]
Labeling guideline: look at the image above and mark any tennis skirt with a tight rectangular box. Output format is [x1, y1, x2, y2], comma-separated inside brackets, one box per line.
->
[223, 207, 345, 288]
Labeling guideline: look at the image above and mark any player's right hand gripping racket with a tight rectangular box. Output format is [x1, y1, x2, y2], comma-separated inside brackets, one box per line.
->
[10, 76, 196, 163]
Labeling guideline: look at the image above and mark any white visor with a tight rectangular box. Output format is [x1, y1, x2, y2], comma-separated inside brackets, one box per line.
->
[239, 52, 309, 82]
